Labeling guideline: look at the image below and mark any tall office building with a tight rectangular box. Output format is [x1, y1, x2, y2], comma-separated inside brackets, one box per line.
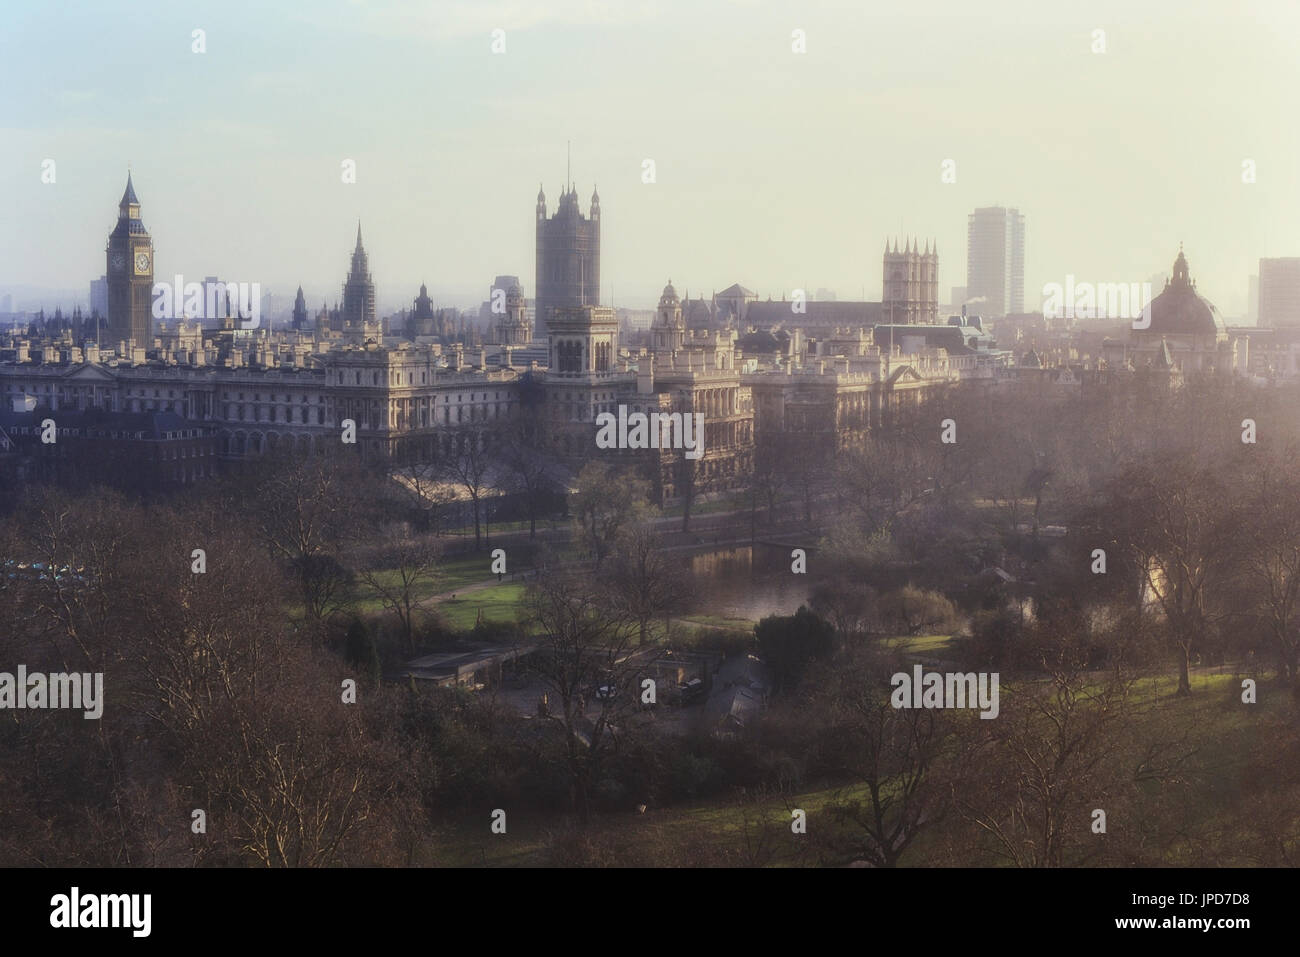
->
[105, 172, 155, 346]
[966, 206, 1024, 319]
[1258, 258, 1300, 328]
[535, 181, 600, 341]
[89, 276, 108, 317]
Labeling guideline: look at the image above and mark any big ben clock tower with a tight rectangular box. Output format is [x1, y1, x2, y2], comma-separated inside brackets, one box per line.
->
[105, 172, 154, 347]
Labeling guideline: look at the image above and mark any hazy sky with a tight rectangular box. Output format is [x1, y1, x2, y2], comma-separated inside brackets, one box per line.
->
[3, 0, 1299, 316]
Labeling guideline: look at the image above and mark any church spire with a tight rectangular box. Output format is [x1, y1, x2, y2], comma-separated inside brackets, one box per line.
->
[120, 170, 139, 207]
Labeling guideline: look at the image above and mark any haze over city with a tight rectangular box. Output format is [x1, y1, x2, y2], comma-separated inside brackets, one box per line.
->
[4, 0, 1300, 928]
[4, 0, 1300, 314]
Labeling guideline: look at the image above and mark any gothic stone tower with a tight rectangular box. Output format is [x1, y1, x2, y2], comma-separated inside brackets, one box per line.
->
[105, 172, 154, 347]
[292, 285, 308, 330]
[342, 223, 377, 332]
[535, 182, 600, 342]
[882, 237, 939, 324]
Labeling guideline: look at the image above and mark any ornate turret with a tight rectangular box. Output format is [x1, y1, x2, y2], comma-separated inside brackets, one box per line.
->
[496, 280, 531, 345]
[653, 279, 686, 353]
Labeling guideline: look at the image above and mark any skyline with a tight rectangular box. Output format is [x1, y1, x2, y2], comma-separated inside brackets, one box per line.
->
[4, 0, 1300, 316]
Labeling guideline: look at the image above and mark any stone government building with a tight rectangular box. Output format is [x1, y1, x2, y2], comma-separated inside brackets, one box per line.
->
[0, 174, 981, 502]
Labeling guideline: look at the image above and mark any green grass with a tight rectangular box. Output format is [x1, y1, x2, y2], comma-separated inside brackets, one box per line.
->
[435, 552, 521, 592]
[888, 633, 953, 655]
[441, 517, 565, 537]
[676, 613, 754, 633]
[349, 551, 534, 611]
[1128, 669, 1240, 701]
[428, 777, 874, 867]
[436, 582, 529, 631]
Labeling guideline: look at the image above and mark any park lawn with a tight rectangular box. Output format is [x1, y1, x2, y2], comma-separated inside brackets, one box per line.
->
[677, 613, 754, 633]
[436, 582, 529, 631]
[891, 633, 953, 655]
[427, 777, 874, 867]
[427, 809, 554, 866]
[437, 552, 516, 592]
[354, 551, 535, 605]
[662, 493, 747, 519]
[441, 517, 564, 537]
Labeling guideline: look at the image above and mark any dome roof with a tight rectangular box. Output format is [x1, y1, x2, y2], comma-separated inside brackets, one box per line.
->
[1143, 250, 1221, 337]
[660, 280, 679, 302]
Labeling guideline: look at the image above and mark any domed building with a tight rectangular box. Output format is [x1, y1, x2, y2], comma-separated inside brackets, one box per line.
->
[1143, 249, 1221, 338]
[1102, 248, 1244, 376]
[492, 280, 531, 345]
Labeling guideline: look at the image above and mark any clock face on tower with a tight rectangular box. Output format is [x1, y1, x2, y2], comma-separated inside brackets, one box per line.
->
[112, 253, 125, 271]
[134, 251, 151, 275]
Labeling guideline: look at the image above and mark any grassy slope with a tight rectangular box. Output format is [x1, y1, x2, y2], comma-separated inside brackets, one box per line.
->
[421, 668, 1290, 867]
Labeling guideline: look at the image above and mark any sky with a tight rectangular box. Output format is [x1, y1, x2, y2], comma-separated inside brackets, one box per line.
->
[2, 0, 1299, 317]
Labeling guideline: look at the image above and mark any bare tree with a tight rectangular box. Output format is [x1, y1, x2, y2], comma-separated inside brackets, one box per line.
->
[524, 569, 643, 825]
[952, 641, 1162, 867]
[1241, 464, 1300, 688]
[819, 647, 953, 866]
[602, 520, 692, 646]
[1102, 456, 1239, 695]
[499, 415, 557, 540]
[571, 461, 653, 569]
[672, 448, 710, 533]
[440, 426, 497, 548]
[357, 527, 442, 653]
[245, 451, 367, 631]
[391, 457, 457, 536]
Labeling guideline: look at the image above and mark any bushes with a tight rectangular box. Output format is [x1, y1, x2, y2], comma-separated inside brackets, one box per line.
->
[953, 607, 1025, 669]
[755, 606, 835, 695]
[877, 584, 962, 637]
[344, 618, 382, 685]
